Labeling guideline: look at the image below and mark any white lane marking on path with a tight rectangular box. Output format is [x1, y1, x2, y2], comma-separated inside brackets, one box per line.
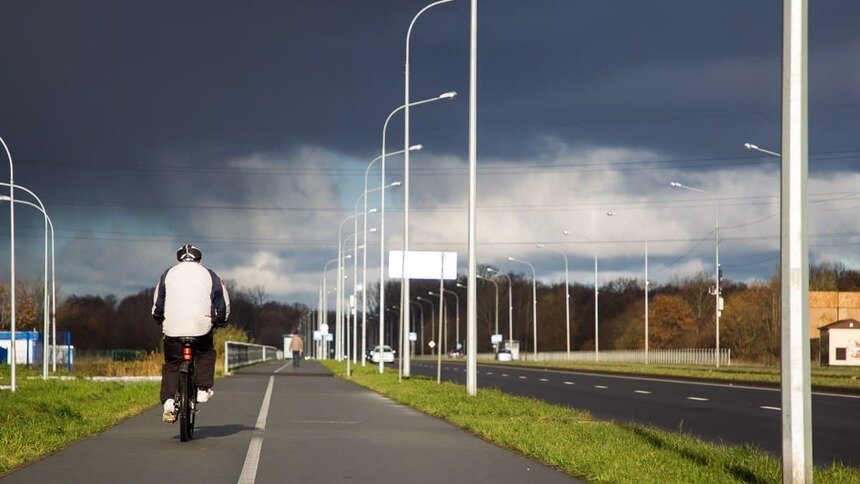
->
[518, 376, 527, 379]
[539, 378, 549, 382]
[237, 376, 275, 484]
[502, 373, 509, 377]
[595, 385, 608, 389]
[760, 406, 781, 411]
[563, 381, 574, 385]
[486, 372, 493, 375]
[292, 420, 361, 424]
[687, 397, 709, 402]
[274, 362, 290, 373]
[634, 390, 651, 394]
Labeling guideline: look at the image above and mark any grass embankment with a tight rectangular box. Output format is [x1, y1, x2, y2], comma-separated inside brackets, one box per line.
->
[462, 359, 860, 392]
[323, 361, 858, 483]
[0, 366, 158, 475]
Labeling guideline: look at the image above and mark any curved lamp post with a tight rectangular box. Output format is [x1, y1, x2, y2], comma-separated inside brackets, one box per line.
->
[380, 92, 456, 375]
[537, 243, 570, 357]
[0, 137, 16, 391]
[563, 230, 599, 361]
[670, 181, 721, 367]
[508, 256, 537, 357]
[606, 211, 649, 364]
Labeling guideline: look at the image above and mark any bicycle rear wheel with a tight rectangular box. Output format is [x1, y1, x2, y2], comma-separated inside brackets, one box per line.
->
[179, 370, 195, 441]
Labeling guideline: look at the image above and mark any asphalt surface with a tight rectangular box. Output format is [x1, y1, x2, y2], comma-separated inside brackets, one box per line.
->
[3, 360, 576, 483]
[408, 360, 860, 467]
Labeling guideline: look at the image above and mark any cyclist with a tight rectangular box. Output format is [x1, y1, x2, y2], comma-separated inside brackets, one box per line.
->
[152, 244, 230, 423]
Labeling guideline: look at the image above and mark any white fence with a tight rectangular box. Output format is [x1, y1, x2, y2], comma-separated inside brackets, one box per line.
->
[224, 341, 279, 374]
[479, 348, 731, 366]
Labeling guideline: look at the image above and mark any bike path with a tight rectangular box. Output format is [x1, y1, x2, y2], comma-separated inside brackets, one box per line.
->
[3, 360, 577, 483]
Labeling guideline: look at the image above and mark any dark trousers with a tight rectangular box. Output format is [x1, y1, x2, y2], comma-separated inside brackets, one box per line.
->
[292, 350, 301, 367]
[160, 331, 216, 404]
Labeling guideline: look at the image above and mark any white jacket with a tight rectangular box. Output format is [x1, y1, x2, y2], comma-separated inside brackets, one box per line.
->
[151, 261, 231, 337]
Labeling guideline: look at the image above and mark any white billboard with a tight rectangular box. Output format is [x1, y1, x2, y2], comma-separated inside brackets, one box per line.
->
[388, 251, 457, 280]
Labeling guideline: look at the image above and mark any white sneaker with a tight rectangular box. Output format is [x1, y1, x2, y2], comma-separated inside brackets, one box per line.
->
[162, 398, 176, 423]
[197, 388, 214, 403]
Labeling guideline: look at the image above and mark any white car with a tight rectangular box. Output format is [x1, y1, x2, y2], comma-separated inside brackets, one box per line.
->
[369, 345, 395, 363]
[496, 349, 513, 362]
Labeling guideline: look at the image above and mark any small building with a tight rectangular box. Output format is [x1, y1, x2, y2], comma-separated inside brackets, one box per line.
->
[820, 319, 860, 366]
[0, 331, 41, 365]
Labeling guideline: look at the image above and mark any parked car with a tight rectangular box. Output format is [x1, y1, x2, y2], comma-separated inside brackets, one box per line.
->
[496, 349, 513, 362]
[369, 345, 395, 363]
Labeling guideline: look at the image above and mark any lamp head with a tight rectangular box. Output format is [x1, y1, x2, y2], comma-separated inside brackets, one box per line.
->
[744, 142, 758, 151]
[606, 211, 616, 217]
[486, 267, 497, 273]
[344, 255, 352, 260]
[368, 208, 378, 214]
[390, 181, 402, 187]
[456, 283, 467, 288]
[439, 91, 457, 100]
[536, 243, 544, 248]
[409, 144, 423, 151]
[428, 291, 437, 296]
[507, 256, 516, 261]
[562, 230, 571, 235]
[670, 182, 681, 188]
[369, 228, 378, 233]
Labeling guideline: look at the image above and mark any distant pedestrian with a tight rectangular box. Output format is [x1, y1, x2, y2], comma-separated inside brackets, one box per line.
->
[290, 333, 304, 367]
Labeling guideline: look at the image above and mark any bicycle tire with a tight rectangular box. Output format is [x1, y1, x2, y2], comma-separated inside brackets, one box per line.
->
[179, 369, 193, 441]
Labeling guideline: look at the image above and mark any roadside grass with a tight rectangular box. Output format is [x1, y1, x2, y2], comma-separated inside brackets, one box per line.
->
[324, 361, 858, 483]
[439, 358, 860, 392]
[0, 370, 158, 475]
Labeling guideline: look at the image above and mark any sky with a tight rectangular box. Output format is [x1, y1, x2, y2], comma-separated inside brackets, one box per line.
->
[0, 0, 858, 305]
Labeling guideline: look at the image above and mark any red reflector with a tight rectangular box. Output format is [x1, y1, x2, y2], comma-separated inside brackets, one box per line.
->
[182, 347, 192, 360]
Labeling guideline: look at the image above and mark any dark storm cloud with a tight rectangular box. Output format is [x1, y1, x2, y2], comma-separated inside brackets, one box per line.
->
[0, 0, 856, 302]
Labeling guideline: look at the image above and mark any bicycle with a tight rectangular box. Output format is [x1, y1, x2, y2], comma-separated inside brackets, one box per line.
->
[174, 336, 199, 442]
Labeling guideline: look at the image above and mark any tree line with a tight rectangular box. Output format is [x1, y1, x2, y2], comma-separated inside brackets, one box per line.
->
[0, 261, 855, 361]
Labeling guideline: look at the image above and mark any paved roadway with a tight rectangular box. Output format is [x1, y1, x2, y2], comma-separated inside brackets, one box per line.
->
[409, 360, 860, 467]
[2, 360, 576, 483]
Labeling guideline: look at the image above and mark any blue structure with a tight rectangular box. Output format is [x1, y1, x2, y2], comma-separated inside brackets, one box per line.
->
[0, 331, 40, 365]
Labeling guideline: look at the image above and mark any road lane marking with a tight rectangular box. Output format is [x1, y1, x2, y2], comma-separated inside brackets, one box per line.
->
[502, 373, 509, 377]
[518, 376, 527, 379]
[486, 372, 493, 375]
[687, 397, 709, 401]
[539, 378, 549, 382]
[238, 376, 275, 484]
[634, 390, 651, 394]
[595, 385, 608, 389]
[563, 381, 574, 385]
[274, 362, 290, 373]
[760, 406, 781, 411]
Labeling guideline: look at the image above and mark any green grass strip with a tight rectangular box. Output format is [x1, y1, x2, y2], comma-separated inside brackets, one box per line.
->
[0, 374, 158, 475]
[323, 361, 858, 483]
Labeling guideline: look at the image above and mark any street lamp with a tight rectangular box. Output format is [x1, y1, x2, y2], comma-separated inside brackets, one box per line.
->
[380, 93, 456, 375]
[486, 268, 513, 353]
[0, 195, 55, 378]
[563, 230, 599, 362]
[320, 257, 340, 360]
[401, 0, 456, 380]
[606, 211, 649, 364]
[410, 300, 425, 355]
[537, 243, 570, 357]
[355, 182, 401, 365]
[430, 289, 459, 356]
[744, 142, 782, 158]
[1, 136, 17, 391]
[508, 256, 538, 357]
[416, 296, 436, 356]
[670, 181, 722, 367]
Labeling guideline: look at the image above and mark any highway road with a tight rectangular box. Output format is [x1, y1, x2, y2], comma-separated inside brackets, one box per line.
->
[409, 360, 860, 467]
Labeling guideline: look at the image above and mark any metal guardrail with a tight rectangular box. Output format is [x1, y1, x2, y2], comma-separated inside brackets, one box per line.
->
[479, 348, 732, 366]
[223, 341, 279, 374]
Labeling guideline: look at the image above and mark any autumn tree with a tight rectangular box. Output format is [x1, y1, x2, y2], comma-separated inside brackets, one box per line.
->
[648, 293, 696, 348]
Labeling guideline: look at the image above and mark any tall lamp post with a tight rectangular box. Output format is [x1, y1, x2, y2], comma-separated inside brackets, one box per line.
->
[536, 243, 570, 357]
[486, 268, 513, 352]
[363, 147, 419, 366]
[670, 181, 721, 368]
[0, 195, 55, 378]
[401, 0, 456, 380]
[470, 277, 498, 349]
[410, 300, 425, 355]
[379, 91, 456, 375]
[1, 136, 16, 391]
[606, 211, 649, 364]
[430, 289, 459, 355]
[508, 257, 537, 357]
[416, 296, 435, 356]
[563, 230, 599, 361]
